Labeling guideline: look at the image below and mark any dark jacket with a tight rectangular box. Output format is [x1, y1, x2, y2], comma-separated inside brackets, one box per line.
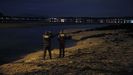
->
[58, 33, 66, 47]
[43, 33, 52, 47]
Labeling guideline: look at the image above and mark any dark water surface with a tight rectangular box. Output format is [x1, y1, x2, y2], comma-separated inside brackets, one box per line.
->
[0, 24, 107, 64]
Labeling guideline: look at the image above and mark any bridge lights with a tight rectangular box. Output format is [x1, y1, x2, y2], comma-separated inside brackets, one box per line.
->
[130, 20, 133, 23]
[61, 19, 65, 23]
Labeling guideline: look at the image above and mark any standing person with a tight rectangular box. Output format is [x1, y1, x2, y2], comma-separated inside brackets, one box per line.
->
[43, 31, 52, 60]
[58, 30, 66, 58]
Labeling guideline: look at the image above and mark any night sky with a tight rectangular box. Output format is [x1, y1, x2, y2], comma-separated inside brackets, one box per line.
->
[0, 0, 133, 17]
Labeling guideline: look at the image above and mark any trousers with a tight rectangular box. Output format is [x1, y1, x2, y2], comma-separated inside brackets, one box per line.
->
[43, 46, 52, 59]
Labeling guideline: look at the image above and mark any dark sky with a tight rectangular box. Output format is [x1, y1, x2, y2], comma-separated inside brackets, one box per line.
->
[0, 0, 133, 17]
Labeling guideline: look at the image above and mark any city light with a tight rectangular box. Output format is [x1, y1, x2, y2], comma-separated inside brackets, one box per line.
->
[0, 16, 133, 24]
[131, 20, 133, 23]
[61, 19, 65, 23]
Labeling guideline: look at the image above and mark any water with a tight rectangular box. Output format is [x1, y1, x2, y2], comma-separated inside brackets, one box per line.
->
[0, 24, 107, 64]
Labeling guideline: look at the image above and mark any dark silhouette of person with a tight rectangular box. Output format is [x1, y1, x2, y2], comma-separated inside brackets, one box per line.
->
[58, 30, 66, 58]
[43, 31, 52, 60]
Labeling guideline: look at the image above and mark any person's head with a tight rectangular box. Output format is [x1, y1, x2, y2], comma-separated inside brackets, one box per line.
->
[44, 32, 49, 35]
[48, 31, 52, 34]
[59, 30, 65, 37]
[59, 30, 64, 34]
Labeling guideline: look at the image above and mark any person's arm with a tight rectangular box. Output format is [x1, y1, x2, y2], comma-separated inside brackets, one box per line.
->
[57, 34, 60, 40]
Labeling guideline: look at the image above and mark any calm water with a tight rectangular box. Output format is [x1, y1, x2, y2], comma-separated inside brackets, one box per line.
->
[0, 24, 107, 64]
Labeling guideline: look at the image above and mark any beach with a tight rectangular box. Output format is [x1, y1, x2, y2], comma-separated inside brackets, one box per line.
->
[0, 24, 133, 75]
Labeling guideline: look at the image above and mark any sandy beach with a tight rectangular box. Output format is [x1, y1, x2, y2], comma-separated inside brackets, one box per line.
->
[0, 25, 133, 75]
